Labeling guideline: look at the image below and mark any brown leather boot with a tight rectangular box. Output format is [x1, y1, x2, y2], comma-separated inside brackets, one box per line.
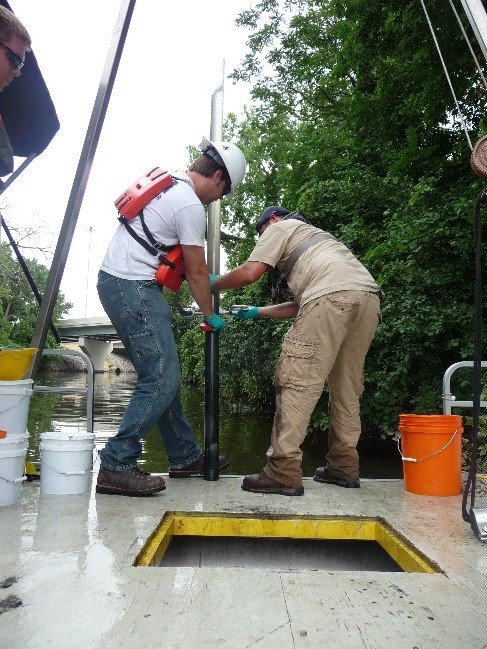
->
[168, 453, 229, 478]
[313, 466, 360, 488]
[96, 467, 166, 497]
[241, 471, 304, 496]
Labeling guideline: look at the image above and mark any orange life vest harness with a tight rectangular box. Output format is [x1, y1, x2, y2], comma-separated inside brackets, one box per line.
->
[114, 167, 189, 291]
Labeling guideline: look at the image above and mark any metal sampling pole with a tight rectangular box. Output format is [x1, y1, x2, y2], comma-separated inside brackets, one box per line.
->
[204, 67, 224, 481]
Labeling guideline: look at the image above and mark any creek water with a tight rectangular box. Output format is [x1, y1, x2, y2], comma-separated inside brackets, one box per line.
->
[26, 370, 403, 478]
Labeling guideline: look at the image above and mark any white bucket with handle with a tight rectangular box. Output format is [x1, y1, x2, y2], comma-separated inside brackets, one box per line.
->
[0, 379, 33, 436]
[0, 435, 28, 506]
[40, 431, 95, 495]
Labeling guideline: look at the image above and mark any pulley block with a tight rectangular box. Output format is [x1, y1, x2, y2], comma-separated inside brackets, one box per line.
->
[471, 135, 487, 179]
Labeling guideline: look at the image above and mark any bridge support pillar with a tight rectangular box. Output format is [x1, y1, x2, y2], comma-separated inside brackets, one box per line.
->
[78, 337, 113, 372]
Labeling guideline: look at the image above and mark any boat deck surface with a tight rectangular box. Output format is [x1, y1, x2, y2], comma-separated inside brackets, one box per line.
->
[1, 475, 486, 649]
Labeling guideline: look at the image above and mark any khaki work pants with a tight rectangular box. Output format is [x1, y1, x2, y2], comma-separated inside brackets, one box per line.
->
[265, 291, 380, 487]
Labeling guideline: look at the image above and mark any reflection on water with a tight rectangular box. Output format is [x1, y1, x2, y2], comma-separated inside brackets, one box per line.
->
[27, 371, 402, 478]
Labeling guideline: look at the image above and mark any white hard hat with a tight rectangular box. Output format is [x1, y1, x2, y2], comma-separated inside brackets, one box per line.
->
[199, 138, 246, 198]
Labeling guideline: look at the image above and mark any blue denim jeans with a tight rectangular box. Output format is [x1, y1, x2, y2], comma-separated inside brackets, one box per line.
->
[96, 271, 201, 471]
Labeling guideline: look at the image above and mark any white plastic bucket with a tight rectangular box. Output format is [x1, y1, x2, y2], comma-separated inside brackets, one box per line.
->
[0, 379, 33, 436]
[0, 435, 27, 506]
[40, 431, 95, 495]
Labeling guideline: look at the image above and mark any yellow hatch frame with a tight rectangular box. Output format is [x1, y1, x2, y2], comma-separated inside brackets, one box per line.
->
[134, 512, 440, 574]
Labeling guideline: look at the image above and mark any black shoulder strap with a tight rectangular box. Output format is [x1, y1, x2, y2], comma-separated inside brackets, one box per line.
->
[139, 212, 173, 252]
[138, 178, 197, 249]
[116, 174, 195, 269]
[118, 216, 176, 268]
[280, 232, 335, 278]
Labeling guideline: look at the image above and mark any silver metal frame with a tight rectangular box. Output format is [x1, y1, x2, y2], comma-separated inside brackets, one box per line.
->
[443, 361, 487, 414]
[461, 0, 487, 63]
[29, 0, 136, 377]
[469, 507, 487, 541]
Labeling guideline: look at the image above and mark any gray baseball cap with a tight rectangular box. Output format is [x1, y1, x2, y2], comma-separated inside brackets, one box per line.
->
[255, 206, 291, 232]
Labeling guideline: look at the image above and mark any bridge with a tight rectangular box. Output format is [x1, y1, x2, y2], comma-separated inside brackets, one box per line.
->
[56, 317, 118, 340]
[56, 317, 122, 372]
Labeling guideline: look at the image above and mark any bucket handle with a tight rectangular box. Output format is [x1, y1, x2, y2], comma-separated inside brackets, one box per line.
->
[0, 474, 27, 484]
[0, 394, 29, 416]
[42, 459, 91, 476]
[397, 428, 459, 463]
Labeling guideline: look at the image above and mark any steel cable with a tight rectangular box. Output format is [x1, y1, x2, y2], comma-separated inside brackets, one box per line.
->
[420, 0, 473, 149]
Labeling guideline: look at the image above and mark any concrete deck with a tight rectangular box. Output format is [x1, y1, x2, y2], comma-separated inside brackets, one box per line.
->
[1, 475, 486, 649]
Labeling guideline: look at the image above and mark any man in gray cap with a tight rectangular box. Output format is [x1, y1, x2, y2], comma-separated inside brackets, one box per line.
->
[212, 206, 381, 496]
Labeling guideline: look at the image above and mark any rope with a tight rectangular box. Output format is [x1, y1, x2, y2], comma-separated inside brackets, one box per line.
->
[420, 0, 473, 150]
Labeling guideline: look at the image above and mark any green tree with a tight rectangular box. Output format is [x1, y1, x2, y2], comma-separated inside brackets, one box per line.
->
[0, 241, 71, 348]
[192, 0, 487, 439]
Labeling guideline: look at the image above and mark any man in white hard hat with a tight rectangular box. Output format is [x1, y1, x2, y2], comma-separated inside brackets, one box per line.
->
[96, 139, 246, 497]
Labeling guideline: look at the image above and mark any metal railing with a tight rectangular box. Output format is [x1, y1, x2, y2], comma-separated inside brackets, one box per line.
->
[443, 361, 487, 414]
[33, 349, 94, 433]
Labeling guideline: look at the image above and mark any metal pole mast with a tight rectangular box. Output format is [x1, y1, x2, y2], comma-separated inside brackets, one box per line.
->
[461, 0, 487, 62]
[204, 63, 224, 481]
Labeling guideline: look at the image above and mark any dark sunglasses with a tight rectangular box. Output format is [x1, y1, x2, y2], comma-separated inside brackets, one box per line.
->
[1, 43, 24, 70]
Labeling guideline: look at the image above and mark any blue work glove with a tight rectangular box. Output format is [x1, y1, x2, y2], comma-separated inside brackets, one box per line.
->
[209, 273, 220, 287]
[204, 313, 226, 332]
[234, 306, 260, 320]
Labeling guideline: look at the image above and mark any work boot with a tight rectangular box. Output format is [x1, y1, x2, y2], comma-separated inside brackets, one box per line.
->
[168, 453, 229, 478]
[313, 466, 360, 489]
[242, 471, 304, 496]
[96, 466, 166, 497]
